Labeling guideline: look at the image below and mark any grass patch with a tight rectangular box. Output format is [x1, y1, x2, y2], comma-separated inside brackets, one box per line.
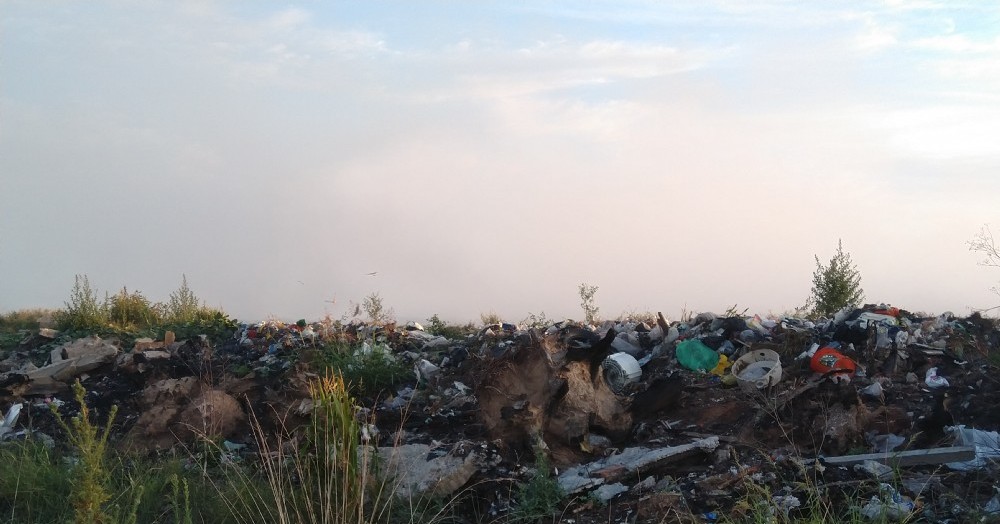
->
[0, 308, 58, 333]
[0, 438, 73, 523]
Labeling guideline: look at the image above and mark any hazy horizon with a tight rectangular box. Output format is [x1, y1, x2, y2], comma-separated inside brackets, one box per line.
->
[3, 2, 999, 324]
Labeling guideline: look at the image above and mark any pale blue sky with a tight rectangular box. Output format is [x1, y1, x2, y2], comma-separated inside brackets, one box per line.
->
[3, 1, 999, 322]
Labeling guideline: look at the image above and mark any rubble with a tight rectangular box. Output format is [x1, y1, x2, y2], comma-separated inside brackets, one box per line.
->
[0, 303, 998, 522]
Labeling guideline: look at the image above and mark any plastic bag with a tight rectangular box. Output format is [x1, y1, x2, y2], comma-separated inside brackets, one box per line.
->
[675, 339, 720, 371]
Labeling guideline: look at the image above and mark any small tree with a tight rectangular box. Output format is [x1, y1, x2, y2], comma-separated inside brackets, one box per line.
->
[968, 224, 1000, 308]
[578, 283, 600, 324]
[361, 292, 393, 325]
[810, 240, 864, 317]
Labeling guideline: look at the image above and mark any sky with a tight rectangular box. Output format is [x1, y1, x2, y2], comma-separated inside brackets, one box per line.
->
[2, 1, 1000, 324]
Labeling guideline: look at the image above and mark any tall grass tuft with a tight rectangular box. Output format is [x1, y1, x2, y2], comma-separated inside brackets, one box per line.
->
[217, 371, 373, 524]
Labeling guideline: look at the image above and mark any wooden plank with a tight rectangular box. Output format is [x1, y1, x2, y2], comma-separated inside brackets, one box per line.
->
[819, 446, 976, 467]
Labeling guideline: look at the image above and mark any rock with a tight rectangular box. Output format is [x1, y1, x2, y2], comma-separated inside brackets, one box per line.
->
[631, 476, 657, 493]
[373, 443, 481, 498]
[38, 328, 58, 339]
[134, 350, 171, 363]
[177, 389, 245, 441]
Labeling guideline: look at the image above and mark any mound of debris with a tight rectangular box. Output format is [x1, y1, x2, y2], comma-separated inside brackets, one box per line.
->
[1, 305, 999, 522]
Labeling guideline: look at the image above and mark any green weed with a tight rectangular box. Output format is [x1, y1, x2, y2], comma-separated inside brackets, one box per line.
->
[319, 341, 411, 398]
[60, 275, 109, 332]
[363, 293, 394, 326]
[107, 287, 161, 331]
[511, 452, 564, 523]
[50, 380, 119, 524]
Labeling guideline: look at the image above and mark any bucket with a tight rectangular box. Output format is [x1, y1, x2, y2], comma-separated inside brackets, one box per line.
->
[731, 349, 782, 393]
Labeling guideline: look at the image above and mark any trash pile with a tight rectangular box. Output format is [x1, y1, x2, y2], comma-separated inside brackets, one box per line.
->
[1, 304, 999, 522]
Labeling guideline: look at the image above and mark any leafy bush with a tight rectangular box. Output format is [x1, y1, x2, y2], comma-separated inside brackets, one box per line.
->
[480, 311, 503, 326]
[60, 274, 109, 331]
[107, 287, 161, 330]
[810, 240, 864, 318]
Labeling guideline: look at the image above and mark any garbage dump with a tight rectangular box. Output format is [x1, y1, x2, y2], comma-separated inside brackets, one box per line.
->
[0, 303, 999, 522]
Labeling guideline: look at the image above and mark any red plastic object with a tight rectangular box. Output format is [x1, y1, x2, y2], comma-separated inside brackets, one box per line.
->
[810, 347, 857, 375]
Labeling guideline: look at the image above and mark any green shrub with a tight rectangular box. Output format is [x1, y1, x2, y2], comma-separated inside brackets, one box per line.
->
[60, 274, 109, 332]
[107, 287, 161, 331]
